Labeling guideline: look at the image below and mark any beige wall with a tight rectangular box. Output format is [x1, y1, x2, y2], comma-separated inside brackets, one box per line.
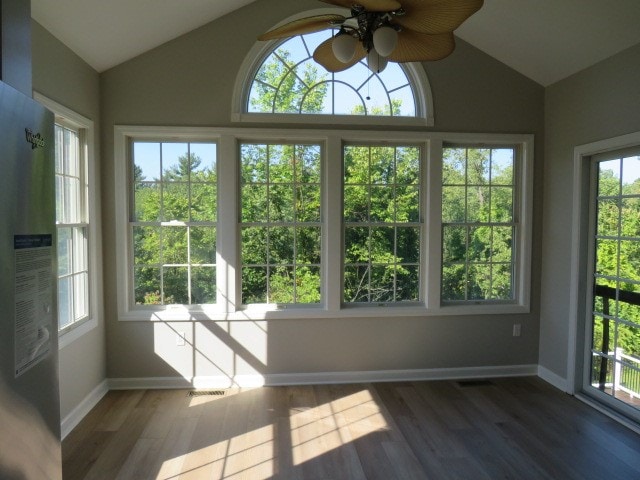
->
[31, 20, 106, 421]
[99, 0, 544, 382]
[540, 43, 640, 382]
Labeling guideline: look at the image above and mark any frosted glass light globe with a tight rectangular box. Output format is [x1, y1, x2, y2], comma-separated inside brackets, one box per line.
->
[332, 32, 357, 63]
[373, 25, 397, 57]
[367, 48, 388, 73]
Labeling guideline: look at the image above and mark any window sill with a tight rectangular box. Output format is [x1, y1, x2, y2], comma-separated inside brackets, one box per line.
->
[118, 303, 530, 322]
[59, 317, 98, 349]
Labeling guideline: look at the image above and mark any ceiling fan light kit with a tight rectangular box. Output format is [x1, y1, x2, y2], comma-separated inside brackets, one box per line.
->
[259, 0, 484, 73]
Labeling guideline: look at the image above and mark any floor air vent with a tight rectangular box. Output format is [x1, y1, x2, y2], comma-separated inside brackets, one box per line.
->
[188, 390, 226, 397]
[457, 379, 493, 387]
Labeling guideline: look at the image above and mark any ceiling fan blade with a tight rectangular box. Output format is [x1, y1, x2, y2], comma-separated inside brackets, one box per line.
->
[393, 0, 484, 34]
[387, 30, 455, 62]
[319, 0, 402, 13]
[258, 14, 346, 41]
[313, 37, 366, 72]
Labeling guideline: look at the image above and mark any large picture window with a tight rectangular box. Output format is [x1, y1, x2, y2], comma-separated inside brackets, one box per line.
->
[115, 127, 532, 320]
[131, 141, 217, 305]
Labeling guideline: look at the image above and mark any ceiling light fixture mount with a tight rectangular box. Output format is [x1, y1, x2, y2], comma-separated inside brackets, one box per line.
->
[258, 0, 484, 74]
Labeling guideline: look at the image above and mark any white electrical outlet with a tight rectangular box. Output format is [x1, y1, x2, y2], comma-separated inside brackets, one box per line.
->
[513, 324, 521, 337]
[176, 332, 186, 346]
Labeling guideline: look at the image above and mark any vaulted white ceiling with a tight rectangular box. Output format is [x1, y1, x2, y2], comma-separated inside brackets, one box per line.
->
[31, 0, 640, 86]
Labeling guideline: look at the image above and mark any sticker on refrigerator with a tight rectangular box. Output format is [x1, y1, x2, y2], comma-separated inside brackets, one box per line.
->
[14, 234, 53, 377]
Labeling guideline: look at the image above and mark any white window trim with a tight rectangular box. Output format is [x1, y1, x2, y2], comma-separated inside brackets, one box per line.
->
[115, 126, 533, 322]
[427, 133, 535, 315]
[34, 92, 100, 348]
[231, 8, 434, 127]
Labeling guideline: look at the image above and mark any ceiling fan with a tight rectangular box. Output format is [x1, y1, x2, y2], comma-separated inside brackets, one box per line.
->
[258, 0, 484, 74]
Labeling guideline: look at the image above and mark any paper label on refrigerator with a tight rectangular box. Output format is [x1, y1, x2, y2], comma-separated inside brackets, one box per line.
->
[14, 234, 53, 377]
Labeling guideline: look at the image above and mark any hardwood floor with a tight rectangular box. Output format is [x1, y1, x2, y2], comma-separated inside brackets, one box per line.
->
[62, 377, 640, 479]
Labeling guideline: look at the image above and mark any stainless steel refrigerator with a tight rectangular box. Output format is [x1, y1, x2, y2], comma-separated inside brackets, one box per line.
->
[0, 80, 62, 479]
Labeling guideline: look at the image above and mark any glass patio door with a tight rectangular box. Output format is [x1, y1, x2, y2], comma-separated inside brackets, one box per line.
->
[587, 149, 640, 420]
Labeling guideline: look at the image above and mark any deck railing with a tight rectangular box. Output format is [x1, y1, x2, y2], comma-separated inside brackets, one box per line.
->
[593, 283, 640, 399]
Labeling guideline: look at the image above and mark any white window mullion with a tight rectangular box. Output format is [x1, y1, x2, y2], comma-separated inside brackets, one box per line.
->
[325, 134, 342, 311]
[425, 137, 442, 309]
[218, 134, 239, 312]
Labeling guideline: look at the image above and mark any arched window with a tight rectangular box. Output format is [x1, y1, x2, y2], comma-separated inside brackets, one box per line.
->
[233, 14, 433, 126]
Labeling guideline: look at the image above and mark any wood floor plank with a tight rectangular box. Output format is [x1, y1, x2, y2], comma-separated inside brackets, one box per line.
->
[62, 378, 640, 480]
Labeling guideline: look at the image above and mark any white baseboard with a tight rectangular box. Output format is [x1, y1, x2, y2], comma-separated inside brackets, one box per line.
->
[108, 364, 538, 390]
[537, 365, 569, 392]
[60, 379, 109, 440]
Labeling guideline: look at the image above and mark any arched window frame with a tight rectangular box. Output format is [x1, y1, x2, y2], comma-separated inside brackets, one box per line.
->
[232, 9, 434, 127]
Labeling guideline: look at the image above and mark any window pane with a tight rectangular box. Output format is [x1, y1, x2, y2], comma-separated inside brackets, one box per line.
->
[133, 226, 160, 265]
[163, 267, 188, 304]
[344, 185, 368, 222]
[190, 143, 217, 176]
[242, 227, 268, 265]
[190, 183, 216, 222]
[296, 227, 321, 265]
[73, 227, 88, 272]
[295, 266, 321, 303]
[134, 143, 161, 181]
[58, 276, 72, 329]
[269, 227, 294, 264]
[395, 185, 419, 222]
[191, 267, 216, 304]
[190, 227, 216, 265]
[162, 182, 189, 221]
[134, 267, 161, 305]
[241, 144, 268, 183]
[162, 227, 188, 264]
[74, 272, 88, 321]
[162, 143, 189, 181]
[345, 227, 369, 264]
[397, 265, 419, 301]
[296, 185, 321, 222]
[396, 227, 420, 264]
[269, 184, 294, 222]
[57, 227, 72, 276]
[443, 226, 466, 264]
[242, 184, 268, 222]
[134, 182, 160, 222]
[269, 266, 295, 303]
[344, 265, 370, 303]
[370, 265, 394, 303]
[442, 186, 465, 222]
[242, 266, 267, 304]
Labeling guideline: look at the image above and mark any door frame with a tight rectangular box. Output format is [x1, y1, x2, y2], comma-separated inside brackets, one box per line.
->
[568, 131, 640, 423]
